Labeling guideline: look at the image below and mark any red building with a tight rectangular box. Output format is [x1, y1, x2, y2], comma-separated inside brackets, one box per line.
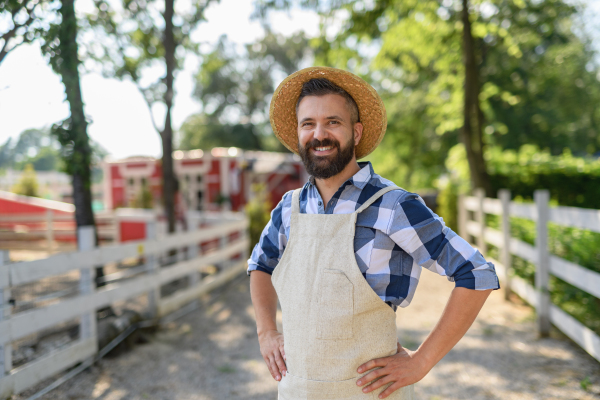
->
[102, 147, 307, 213]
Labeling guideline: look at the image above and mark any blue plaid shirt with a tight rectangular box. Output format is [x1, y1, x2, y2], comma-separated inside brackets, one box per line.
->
[247, 162, 500, 310]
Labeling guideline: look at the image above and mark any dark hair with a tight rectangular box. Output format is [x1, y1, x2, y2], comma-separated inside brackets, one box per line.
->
[295, 78, 360, 124]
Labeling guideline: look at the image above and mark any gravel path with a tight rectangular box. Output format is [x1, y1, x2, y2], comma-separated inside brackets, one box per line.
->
[14, 271, 600, 400]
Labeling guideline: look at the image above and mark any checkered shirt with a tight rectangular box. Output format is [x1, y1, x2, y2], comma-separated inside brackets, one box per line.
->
[247, 162, 500, 310]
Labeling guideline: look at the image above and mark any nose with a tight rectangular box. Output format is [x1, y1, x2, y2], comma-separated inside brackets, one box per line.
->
[313, 122, 328, 141]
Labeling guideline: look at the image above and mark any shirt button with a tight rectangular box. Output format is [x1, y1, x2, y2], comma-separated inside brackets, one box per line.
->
[318, 201, 322, 206]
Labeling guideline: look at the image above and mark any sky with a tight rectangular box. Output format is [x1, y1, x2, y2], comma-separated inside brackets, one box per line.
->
[0, 0, 599, 160]
[0, 0, 319, 160]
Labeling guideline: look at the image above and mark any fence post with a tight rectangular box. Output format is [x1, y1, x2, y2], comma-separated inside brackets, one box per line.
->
[458, 194, 468, 241]
[113, 212, 121, 244]
[499, 189, 512, 300]
[474, 188, 487, 255]
[45, 210, 54, 253]
[187, 228, 200, 289]
[78, 226, 98, 349]
[534, 189, 551, 337]
[0, 250, 12, 377]
[145, 220, 160, 320]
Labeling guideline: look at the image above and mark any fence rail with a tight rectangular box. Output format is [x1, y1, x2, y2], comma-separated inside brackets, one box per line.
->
[459, 188, 600, 364]
[0, 209, 161, 252]
[0, 213, 249, 398]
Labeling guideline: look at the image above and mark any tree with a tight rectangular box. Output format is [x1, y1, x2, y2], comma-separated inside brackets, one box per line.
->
[0, 0, 53, 63]
[0, 128, 63, 171]
[261, 0, 600, 193]
[179, 114, 263, 150]
[84, 0, 219, 233]
[461, 0, 491, 195]
[180, 31, 310, 152]
[40, 0, 97, 231]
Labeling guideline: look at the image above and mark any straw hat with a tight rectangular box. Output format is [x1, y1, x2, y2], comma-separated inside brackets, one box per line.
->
[269, 66, 387, 160]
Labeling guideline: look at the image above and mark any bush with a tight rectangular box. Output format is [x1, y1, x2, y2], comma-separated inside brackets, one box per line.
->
[487, 213, 600, 335]
[444, 144, 600, 335]
[12, 164, 39, 197]
[487, 145, 600, 208]
[436, 144, 472, 232]
[245, 183, 272, 254]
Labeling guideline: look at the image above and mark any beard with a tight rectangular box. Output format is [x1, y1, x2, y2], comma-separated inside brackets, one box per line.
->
[298, 136, 356, 180]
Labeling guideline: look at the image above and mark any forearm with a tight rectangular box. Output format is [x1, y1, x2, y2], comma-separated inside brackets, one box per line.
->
[250, 270, 279, 336]
[415, 287, 492, 372]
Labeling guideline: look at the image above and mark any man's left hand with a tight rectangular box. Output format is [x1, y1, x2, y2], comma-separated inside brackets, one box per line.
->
[356, 342, 427, 399]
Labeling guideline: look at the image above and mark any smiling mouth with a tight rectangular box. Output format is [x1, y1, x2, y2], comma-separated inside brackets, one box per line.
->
[313, 146, 334, 152]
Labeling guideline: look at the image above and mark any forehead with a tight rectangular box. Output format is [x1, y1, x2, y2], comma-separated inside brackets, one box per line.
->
[296, 94, 350, 120]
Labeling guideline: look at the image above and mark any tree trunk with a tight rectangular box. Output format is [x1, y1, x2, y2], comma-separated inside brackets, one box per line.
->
[162, 0, 177, 234]
[58, 0, 105, 286]
[461, 0, 492, 196]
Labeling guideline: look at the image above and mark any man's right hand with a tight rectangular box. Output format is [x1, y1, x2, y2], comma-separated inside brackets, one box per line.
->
[258, 329, 287, 381]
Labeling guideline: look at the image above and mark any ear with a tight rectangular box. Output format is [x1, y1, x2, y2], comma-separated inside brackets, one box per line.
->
[353, 122, 364, 146]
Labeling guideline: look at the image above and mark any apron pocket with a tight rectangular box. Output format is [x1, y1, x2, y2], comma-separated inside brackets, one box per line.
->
[317, 269, 354, 340]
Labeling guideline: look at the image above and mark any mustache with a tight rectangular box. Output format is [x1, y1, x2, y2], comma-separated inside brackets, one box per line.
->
[302, 138, 340, 151]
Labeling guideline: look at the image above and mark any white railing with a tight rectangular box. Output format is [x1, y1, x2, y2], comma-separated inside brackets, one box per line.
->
[0, 213, 249, 398]
[0, 209, 163, 252]
[459, 188, 600, 363]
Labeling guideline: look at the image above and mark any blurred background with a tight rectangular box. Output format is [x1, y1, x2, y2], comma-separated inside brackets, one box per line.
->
[1, 0, 600, 398]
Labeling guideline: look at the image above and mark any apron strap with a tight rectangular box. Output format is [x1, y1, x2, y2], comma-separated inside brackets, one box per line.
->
[355, 186, 401, 214]
[291, 188, 302, 215]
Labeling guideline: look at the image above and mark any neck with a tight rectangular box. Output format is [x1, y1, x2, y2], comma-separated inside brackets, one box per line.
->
[314, 159, 361, 208]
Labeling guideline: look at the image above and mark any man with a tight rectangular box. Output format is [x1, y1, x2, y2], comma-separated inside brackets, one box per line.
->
[248, 67, 499, 399]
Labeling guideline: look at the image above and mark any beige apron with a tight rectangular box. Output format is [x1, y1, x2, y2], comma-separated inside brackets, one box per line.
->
[272, 187, 415, 400]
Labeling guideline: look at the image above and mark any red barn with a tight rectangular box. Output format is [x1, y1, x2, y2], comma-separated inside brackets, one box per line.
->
[102, 148, 307, 213]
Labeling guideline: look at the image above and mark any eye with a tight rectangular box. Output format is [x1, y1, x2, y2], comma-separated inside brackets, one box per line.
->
[302, 122, 313, 127]
[329, 120, 339, 125]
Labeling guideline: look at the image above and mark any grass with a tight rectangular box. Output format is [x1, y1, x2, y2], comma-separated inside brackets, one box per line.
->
[217, 365, 236, 373]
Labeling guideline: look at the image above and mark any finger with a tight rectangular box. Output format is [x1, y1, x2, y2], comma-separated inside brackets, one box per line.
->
[266, 356, 281, 381]
[356, 367, 387, 386]
[273, 349, 287, 375]
[378, 381, 406, 399]
[279, 344, 286, 360]
[357, 357, 387, 373]
[362, 374, 393, 393]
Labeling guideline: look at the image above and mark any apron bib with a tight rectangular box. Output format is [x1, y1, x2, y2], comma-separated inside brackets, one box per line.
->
[272, 187, 415, 400]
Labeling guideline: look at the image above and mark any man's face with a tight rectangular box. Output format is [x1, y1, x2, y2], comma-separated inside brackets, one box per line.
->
[296, 94, 363, 179]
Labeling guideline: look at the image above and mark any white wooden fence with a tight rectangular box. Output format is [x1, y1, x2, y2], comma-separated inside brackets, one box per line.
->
[0, 213, 249, 398]
[0, 209, 158, 252]
[459, 188, 600, 363]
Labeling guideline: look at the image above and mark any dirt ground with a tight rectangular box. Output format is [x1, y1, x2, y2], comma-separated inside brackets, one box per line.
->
[14, 270, 600, 400]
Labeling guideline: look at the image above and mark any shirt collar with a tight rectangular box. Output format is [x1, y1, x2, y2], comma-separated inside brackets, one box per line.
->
[307, 161, 374, 190]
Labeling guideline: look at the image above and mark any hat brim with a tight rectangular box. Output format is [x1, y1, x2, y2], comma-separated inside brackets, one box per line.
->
[269, 67, 387, 160]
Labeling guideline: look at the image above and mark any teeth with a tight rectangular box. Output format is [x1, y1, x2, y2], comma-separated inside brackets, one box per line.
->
[315, 146, 333, 151]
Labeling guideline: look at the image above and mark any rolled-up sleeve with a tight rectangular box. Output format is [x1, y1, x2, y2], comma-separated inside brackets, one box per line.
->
[386, 192, 500, 290]
[247, 191, 291, 275]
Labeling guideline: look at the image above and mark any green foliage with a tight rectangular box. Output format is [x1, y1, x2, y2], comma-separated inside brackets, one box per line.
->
[0, 0, 56, 63]
[245, 183, 272, 254]
[179, 115, 263, 151]
[433, 144, 472, 233]
[486, 145, 600, 208]
[182, 31, 310, 152]
[12, 163, 39, 197]
[487, 212, 600, 336]
[82, 0, 220, 119]
[131, 182, 154, 209]
[0, 128, 62, 171]
[50, 117, 93, 178]
[437, 179, 460, 232]
[269, 0, 600, 192]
